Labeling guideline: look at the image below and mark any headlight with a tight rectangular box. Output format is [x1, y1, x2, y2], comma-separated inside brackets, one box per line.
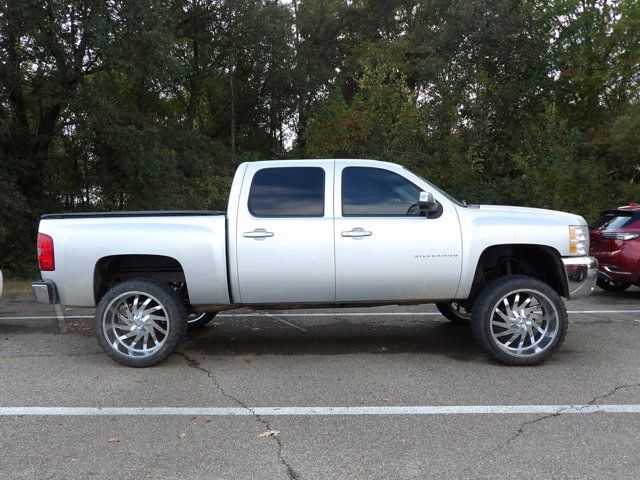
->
[569, 225, 589, 255]
[601, 232, 640, 241]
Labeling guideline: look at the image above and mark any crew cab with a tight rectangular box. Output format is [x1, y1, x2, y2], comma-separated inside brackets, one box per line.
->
[32, 159, 597, 367]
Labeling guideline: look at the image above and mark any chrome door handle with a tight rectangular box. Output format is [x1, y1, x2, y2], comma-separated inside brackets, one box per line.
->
[243, 228, 274, 238]
[341, 228, 372, 238]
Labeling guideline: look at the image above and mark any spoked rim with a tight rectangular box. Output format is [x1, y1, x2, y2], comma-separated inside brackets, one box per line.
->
[489, 289, 559, 358]
[102, 291, 171, 358]
[187, 312, 208, 324]
[449, 301, 472, 320]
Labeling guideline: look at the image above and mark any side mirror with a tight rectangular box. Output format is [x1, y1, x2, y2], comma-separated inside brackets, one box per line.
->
[418, 191, 439, 215]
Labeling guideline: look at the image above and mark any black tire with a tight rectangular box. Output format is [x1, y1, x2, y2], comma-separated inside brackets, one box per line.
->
[596, 277, 631, 292]
[436, 301, 472, 325]
[94, 279, 187, 367]
[187, 312, 216, 329]
[471, 275, 568, 366]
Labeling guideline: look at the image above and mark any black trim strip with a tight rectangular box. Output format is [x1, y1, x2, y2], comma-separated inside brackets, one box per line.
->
[41, 210, 225, 220]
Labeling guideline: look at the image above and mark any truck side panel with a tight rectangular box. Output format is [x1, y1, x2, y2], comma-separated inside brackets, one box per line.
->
[39, 215, 230, 307]
[225, 162, 249, 305]
[454, 205, 586, 299]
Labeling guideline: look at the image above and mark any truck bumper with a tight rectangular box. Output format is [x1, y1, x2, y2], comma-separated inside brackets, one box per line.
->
[562, 256, 598, 299]
[32, 280, 59, 304]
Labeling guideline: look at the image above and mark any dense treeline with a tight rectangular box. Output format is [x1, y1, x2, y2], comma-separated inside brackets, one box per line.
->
[1, 0, 639, 274]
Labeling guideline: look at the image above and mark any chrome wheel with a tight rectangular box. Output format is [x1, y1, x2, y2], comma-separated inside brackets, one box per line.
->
[102, 291, 170, 358]
[436, 300, 472, 324]
[188, 312, 208, 324]
[449, 301, 471, 320]
[489, 289, 559, 358]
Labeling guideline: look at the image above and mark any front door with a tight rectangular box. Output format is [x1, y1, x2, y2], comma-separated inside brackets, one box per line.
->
[334, 162, 463, 302]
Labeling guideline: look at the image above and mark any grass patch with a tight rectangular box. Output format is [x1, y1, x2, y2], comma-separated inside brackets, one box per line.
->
[2, 279, 32, 295]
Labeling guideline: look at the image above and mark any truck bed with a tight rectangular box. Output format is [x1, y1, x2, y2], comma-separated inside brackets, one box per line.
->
[37, 212, 230, 307]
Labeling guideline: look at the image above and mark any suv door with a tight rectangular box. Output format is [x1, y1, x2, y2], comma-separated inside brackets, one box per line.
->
[235, 162, 335, 303]
[334, 162, 462, 302]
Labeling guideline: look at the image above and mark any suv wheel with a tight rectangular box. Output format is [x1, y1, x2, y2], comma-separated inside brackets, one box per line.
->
[596, 277, 631, 292]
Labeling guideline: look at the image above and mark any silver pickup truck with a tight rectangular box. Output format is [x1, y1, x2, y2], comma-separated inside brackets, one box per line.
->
[32, 159, 597, 367]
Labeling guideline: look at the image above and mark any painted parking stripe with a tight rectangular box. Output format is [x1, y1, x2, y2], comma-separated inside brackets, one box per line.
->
[566, 310, 640, 314]
[222, 310, 640, 317]
[0, 315, 95, 320]
[2, 309, 640, 321]
[0, 405, 639, 416]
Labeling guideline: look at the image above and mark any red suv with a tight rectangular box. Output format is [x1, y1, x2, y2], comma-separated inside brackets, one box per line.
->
[589, 203, 640, 292]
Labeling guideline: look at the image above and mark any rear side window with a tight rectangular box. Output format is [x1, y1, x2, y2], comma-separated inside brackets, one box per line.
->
[342, 167, 422, 216]
[591, 211, 640, 230]
[249, 167, 325, 217]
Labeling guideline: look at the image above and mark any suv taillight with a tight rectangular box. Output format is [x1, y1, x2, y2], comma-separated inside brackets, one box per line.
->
[37, 233, 55, 271]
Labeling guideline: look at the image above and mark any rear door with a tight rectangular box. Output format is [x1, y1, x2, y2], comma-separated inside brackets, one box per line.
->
[235, 162, 335, 303]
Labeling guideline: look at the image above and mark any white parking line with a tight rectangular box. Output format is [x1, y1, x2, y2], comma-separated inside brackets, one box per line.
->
[1, 309, 640, 321]
[222, 312, 439, 317]
[0, 315, 94, 320]
[566, 310, 640, 314]
[0, 405, 639, 416]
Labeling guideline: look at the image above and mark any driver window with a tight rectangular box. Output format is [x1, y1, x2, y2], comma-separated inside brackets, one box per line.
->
[342, 167, 423, 216]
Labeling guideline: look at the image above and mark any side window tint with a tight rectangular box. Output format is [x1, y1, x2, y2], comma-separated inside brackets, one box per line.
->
[342, 167, 422, 216]
[249, 167, 325, 217]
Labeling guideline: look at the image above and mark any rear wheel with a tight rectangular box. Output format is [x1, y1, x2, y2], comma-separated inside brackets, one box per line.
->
[436, 301, 471, 325]
[596, 277, 631, 292]
[187, 312, 216, 329]
[94, 279, 187, 367]
[471, 275, 567, 366]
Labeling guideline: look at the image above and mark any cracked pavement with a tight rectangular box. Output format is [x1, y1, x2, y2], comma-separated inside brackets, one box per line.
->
[175, 351, 301, 480]
[503, 383, 640, 447]
[1, 289, 640, 479]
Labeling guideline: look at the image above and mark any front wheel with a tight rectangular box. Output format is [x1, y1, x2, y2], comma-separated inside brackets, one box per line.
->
[94, 279, 187, 367]
[471, 275, 567, 366]
[596, 277, 631, 292]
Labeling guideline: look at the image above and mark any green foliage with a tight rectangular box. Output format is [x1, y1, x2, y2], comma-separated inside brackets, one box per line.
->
[1, 0, 639, 273]
[0, 172, 31, 274]
[306, 62, 425, 167]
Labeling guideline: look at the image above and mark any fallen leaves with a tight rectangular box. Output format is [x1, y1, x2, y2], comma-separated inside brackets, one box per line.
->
[107, 437, 120, 443]
[178, 432, 187, 439]
[257, 429, 280, 438]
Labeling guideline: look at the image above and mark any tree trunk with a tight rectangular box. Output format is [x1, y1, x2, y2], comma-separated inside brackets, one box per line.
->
[292, 0, 306, 154]
[186, 38, 199, 128]
[229, 67, 236, 164]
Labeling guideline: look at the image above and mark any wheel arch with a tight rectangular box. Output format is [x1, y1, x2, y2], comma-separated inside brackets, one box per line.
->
[468, 244, 568, 301]
[93, 254, 187, 305]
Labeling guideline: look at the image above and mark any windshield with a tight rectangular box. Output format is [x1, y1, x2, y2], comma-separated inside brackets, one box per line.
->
[591, 211, 640, 230]
[408, 169, 465, 207]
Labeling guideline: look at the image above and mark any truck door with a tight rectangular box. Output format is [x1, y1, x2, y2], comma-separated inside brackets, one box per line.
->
[234, 162, 335, 303]
[333, 162, 462, 302]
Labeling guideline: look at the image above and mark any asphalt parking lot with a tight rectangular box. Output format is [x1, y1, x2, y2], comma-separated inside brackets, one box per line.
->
[1, 289, 639, 480]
